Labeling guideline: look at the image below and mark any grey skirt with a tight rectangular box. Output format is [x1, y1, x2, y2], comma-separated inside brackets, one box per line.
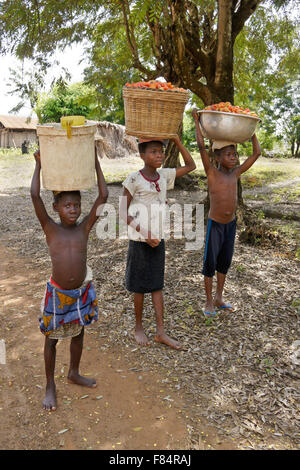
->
[125, 240, 165, 293]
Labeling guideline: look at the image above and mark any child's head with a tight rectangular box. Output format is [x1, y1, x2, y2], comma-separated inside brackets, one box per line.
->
[213, 143, 237, 169]
[138, 139, 165, 168]
[53, 191, 81, 225]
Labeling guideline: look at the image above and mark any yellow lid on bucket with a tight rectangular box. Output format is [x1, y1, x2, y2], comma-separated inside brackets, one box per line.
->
[60, 115, 86, 138]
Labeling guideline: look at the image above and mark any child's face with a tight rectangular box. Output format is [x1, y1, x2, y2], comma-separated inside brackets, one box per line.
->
[54, 193, 81, 225]
[217, 145, 237, 169]
[141, 142, 164, 168]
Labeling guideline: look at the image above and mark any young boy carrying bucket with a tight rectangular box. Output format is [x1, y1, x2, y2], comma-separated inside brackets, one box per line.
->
[120, 136, 196, 349]
[31, 149, 108, 411]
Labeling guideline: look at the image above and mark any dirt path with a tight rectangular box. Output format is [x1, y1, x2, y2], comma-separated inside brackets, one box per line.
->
[0, 154, 299, 450]
[0, 243, 194, 450]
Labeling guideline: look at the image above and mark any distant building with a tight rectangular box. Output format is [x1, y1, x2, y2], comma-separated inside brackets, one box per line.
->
[0, 115, 38, 148]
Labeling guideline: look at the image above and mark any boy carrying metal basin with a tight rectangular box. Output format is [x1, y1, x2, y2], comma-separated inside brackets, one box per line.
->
[192, 108, 261, 317]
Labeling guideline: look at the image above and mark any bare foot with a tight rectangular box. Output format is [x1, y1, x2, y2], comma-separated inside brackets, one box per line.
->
[43, 383, 57, 411]
[135, 328, 150, 346]
[67, 371, 97, 388]
[154, 333, 182, 350]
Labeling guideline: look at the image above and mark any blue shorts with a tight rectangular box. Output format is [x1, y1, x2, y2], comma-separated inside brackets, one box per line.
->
[202, 218, 237, 278]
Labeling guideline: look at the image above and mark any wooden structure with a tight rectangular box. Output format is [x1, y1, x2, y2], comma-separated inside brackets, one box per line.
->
[0, 115, 38, 148]
[95, 121, 138, 159]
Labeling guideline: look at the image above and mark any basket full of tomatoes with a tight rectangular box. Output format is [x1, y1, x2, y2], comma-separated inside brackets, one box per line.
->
[123, 80, 189, 138]
[197, 102, 261, 143]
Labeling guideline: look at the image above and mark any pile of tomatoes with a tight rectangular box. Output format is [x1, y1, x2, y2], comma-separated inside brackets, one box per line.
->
[124, 80, 187, 92]
[204, 102, 258, 118]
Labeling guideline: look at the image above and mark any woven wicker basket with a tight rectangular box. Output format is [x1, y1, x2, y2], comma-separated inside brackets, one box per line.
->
[123, 87, 189, 139]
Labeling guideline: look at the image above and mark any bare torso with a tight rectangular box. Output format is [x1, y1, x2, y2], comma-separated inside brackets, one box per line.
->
[46, 221, 88, 290]
[207, 167, 238, 224]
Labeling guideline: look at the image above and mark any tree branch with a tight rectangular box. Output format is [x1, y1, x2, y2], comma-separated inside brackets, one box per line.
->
[119, 0, 153, 76]
[232, 0, 262, 42]
[215, 0, 233, 88]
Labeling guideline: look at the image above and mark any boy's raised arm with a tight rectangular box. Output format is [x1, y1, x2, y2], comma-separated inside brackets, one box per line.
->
[235, 134, 261, 177]
[170, 135, 196, 178]
[30, 150, 51, 230]
[83, 148, 109, 233]
[192, 109, 211, 174]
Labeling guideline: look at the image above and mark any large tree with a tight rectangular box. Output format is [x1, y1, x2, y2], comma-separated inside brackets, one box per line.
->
[117, 0, 261, 105]
[1, 0, 298, 234]
[1, 1, 296, 106]
[0, 1, 297, 162]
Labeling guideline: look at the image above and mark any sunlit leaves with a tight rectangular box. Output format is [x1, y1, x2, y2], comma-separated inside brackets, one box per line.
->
[36, 81, 97, 123]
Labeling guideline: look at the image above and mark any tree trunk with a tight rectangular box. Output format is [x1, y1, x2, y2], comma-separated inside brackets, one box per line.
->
[163, 122, 182, 169]
[291, 139, 295, 157]
[163, 140, 180, 169]
[214, 0, 234, 103]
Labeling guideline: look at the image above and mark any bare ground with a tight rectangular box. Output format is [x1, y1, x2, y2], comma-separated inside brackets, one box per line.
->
[0, 155, 299, 450]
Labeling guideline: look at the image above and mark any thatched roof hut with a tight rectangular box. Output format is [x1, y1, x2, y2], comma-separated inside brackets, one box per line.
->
[0, 115, 38, 148]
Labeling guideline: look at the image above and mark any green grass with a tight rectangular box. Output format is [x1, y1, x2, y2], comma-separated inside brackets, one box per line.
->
[0, 144, 37, 159]
[271, 186, 300, 203]
[291, 298, 300, 311]
[0, 149, 35, 174]
[241, 169, 291, 189]
[240, 158, 300, 189]
[192, 152, 300, 190]
[0, 147, 24, 159]
[275, 222, 299, 238]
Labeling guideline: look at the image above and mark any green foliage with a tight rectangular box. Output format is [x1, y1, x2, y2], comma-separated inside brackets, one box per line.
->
[0, 0, 100, 59]
[36, 80, 98, 123]
[130, 0, 163, 25]
[1, 0, 299, 152]
[233, 5, 299, 155]
[6, 65, 47, 116]
[236, 264, 246, 273]
[272, 83, 300, 157]
[83, 23, 143, 123]
[239, 127, 276, 156]
[182, 112, 197, 151]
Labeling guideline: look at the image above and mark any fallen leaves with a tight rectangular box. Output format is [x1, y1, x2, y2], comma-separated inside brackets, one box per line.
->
[1, 178, 299, 451]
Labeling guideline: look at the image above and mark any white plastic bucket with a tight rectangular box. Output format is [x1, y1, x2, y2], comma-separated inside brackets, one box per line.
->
[37, 121, 97, 191]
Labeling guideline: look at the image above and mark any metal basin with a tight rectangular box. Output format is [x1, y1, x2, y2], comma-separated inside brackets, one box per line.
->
[198, 110, 261, 143]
